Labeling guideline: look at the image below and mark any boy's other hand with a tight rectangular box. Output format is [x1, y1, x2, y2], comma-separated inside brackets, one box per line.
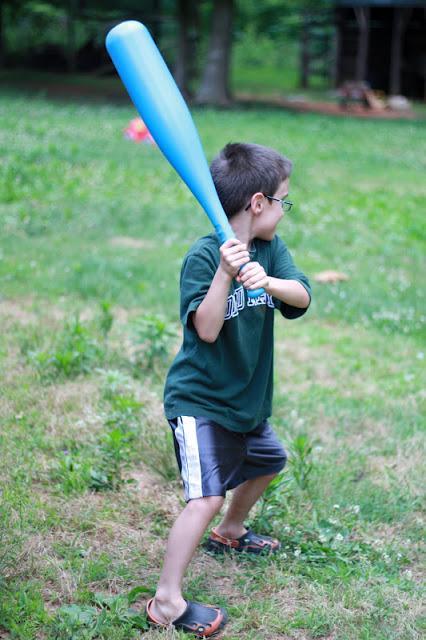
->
[236, 261, 270, 291]
[219, 238, 250, 278]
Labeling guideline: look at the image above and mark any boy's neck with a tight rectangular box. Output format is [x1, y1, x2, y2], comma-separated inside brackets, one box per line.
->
[229, 210, 254, 247]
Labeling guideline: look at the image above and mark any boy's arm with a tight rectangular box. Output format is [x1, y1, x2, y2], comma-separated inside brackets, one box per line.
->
[238, 263, 309, 308]
[238, 236, 311, 317]
[265, 277, 310, 308]
[192, 239, 249, 343]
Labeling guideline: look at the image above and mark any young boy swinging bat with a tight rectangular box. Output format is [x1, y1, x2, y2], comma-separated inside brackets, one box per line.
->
[146, 142, 311, 636]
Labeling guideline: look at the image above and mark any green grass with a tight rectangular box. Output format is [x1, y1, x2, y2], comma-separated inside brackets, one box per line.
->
[0, 90, 425, 639]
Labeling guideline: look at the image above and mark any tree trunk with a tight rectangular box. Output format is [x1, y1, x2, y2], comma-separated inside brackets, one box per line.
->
[389, 8, 411, 95]
[299, 11, 310, 89]
[0, 2, 4, 68]
[354, 7, 370, 83]
[147, 0, 162, 45]
[331, 19, 341, 88]
[66, 0, 78, 73]
[174, 0, 199, 99]
[195, 0, 234, 106]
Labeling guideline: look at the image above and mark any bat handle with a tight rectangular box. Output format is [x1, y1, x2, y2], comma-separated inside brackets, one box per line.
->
[239, 265, 265, 299]
[216, 224, 264, 299]
[247, 286, 265, 298]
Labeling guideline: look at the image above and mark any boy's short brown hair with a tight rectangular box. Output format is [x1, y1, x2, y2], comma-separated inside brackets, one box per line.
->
[210, 142, 292, 219]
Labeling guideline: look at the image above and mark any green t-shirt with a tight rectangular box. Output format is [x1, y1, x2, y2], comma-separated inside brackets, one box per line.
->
[164, 233, 311, 433]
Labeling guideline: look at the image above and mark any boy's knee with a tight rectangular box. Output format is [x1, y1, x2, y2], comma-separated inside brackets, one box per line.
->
[187, 495, 224, 515]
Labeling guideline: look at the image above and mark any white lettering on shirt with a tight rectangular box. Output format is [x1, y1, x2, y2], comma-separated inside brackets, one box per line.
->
[224, 286, 275, 321]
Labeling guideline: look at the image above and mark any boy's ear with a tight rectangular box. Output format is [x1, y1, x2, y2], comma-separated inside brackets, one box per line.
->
[249, 192, 265, 215]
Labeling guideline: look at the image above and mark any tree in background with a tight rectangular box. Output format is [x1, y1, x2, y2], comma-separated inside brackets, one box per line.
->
[173, 0, 200, 98]
[0, 0, 31, 68]
[195, 0, 234, 105]
[235, 0, 334, 92]
[1, 1, 336, 102]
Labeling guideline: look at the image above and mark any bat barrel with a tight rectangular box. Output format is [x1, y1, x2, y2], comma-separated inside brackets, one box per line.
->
[106, 21, 232, 236]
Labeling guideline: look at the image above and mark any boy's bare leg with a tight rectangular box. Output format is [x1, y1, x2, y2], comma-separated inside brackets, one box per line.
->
[215, 473, 277, 539]
[150, 495, 224, 623]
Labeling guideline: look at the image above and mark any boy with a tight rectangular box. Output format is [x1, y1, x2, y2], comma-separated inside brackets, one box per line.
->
[146, 143, 311, 636]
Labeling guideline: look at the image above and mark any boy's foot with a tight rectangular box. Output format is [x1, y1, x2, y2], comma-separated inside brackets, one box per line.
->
[146, 598, 228, 637]
[204, 527, 280, 555]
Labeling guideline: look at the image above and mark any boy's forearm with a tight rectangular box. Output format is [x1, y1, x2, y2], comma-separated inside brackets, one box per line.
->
[264, 277, 310, 308]
[192, 267, 233, 343]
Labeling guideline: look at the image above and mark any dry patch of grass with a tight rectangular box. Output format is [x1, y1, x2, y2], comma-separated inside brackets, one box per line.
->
[0, 298, 37, 325]
[9, 480, 170, 605]
[368, 433, 425, 496]
[43, 379, 102, 440]
[277, 339, 337, 391]
[109, 236, 155, 250]
[0, 296, 70, 328]
[275, 319, 423, 404]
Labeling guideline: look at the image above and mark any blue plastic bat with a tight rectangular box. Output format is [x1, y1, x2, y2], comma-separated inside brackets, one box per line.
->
[105, 20, 264, 298]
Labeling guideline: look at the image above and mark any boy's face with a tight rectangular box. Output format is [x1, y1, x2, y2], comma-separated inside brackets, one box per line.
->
[252, 178, 290, 241]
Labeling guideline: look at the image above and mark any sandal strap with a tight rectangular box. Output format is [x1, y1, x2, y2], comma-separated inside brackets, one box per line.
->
[211, 527, 278, 549]
[210, 527, 240, 548]
[240, 529, 271, 546]
[145, 598, 165, 625]
[241, 529, 280, 548]
[174, 600, 226, 636]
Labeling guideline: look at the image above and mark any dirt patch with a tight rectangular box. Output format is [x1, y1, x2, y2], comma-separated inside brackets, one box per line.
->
[237, 93, 417, 120]
[8, 77, 420, 122]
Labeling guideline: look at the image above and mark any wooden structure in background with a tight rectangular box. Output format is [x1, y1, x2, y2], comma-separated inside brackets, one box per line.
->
[335, 1, 426, 98]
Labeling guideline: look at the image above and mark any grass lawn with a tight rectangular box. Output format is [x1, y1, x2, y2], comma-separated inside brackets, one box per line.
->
[0, 90, 425, 639]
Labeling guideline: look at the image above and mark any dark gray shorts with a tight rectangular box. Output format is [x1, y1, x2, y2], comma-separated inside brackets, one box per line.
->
[168, 416, 287, 501]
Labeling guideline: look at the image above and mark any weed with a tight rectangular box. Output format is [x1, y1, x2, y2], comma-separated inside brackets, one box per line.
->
[100, 379, 177, 481]
[81, 553, 114, 584]
[52, 429, 134, 494]
[98, 301, 114, 340]
[131, 314, 177, 376]
[252, 433, 315, 533]
[105, 393, 143, 434]
[26, 316, 105, 380]
[0, 581, 49, 639]
[0, 485, 27, 578]
[51, 382, 143, 495]
[49, 586, 151, 638]
[91, 428, 134, 491]
[98, 368, 133, 400]
[141, 424, 177, 482]
[51, 452, 94, 495]
[252, 470, 292, 533]
[288, 433, 315, 492]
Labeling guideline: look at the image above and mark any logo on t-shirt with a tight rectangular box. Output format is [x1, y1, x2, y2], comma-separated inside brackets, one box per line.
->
[224, 286, 275, 321]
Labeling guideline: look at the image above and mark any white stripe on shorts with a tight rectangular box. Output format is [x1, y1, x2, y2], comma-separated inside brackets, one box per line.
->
[175, 416, 203, 500]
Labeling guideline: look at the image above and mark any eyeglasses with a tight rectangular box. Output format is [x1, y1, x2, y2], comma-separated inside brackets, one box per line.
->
[244, 195, 293, 212]
[265, 196, 293, 212]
